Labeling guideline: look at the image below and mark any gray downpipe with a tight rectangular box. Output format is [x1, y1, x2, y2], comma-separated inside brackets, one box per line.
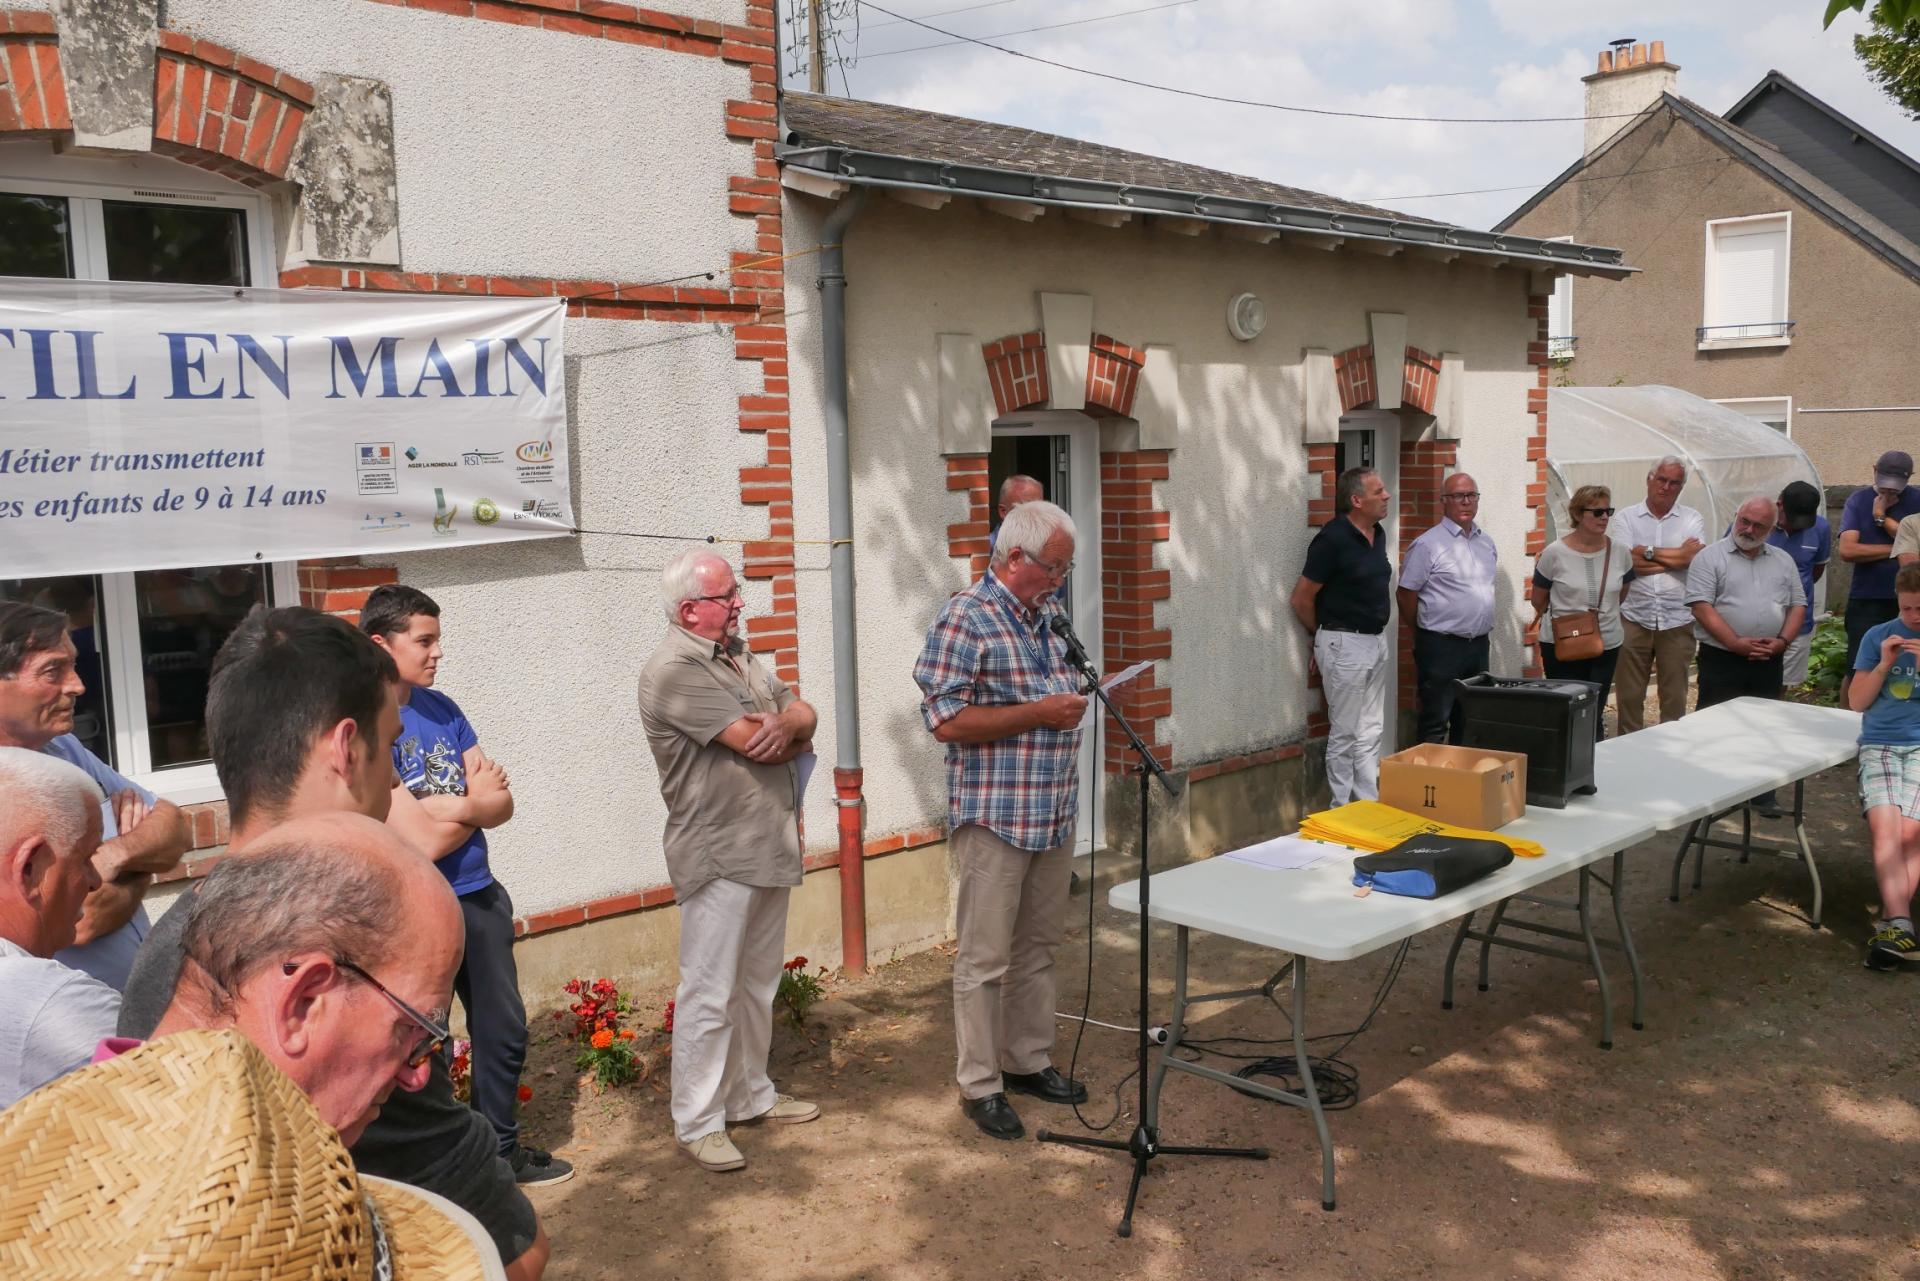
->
[820, 188, 869, 973]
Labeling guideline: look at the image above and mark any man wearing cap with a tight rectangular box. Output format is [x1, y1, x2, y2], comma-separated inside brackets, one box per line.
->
[1769, 481, 1833, 693]
[1839, 450, 1920, 699]
[1397, 472, 1497, 744]
[1608, 457, 1707, 734]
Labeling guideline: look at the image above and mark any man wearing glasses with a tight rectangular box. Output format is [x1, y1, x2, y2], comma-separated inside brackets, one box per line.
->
[1608, 457, 1707, 734]
[914, 500, 1090, 1142]
[1397, 472, 1498, 744]
[1684, 496, 1806, 710]
[145, 812, 463, 1150]
[638, 550, 820, 1174]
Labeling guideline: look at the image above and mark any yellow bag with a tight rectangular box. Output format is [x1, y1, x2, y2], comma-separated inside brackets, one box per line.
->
[1300, 800, 1545, 859]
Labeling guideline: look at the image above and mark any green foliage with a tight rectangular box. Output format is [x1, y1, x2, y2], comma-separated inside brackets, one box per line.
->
[1854, 5, 1920, 119]
[1826, 0, 1920, 30]
[1797, 613, 1849, 705]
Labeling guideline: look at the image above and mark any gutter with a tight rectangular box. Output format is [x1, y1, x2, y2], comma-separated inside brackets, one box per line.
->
[780, 144, 1636, 278]
[819, 187, 870, 976]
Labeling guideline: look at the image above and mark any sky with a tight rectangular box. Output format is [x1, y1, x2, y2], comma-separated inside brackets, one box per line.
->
[777, 0, 1920, 232]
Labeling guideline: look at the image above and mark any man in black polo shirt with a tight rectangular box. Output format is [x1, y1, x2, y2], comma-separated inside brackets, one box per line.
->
[1291, 467, 1394, 804]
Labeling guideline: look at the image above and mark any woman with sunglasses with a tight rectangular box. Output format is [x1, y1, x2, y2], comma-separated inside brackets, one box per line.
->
[1532, 484, 1637, 740]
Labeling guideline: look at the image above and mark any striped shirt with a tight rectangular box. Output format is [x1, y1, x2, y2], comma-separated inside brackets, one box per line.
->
[913, 574, 1084, 851]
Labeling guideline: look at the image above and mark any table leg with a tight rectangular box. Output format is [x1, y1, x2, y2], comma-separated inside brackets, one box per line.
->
[1739, 802, 1752, 864]
[1669, 819, 1700, 903]
[1477, 898, 1512, 992]
[1792, 778, 1823, 930]
[1441, 910, 1474, 1010]
[1147, 926, 1191, 1131]
[1289, 956, 1336, 1212]
[1577, 867, 1615, 1050]
[1608, 850, 1645, 1032]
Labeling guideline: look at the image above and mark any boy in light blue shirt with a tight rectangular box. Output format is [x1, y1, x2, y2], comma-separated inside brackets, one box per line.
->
[1848, 562, 1920, 970]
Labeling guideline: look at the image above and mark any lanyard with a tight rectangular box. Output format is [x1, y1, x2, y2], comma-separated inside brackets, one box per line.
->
[989, 583, 1058, 674]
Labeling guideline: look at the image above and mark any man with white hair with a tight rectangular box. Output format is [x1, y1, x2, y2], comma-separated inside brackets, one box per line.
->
[0, 746, 119, 1107]
[1685, 495, 1806, 710]
[1609, 457, 1707, 732]
[914, 499, 1091, 1141]
[637, 550, 820, 1173]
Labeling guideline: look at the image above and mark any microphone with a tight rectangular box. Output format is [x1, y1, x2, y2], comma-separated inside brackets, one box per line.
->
[1048, 614, 1097, 681]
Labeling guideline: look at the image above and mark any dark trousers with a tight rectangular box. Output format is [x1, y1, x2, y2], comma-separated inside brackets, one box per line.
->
[456, 880, 530, 1156]
[1846, 597, 1898, 671]
[1540, 641, 1622, 741]
[1413, 628, 1490, 744]
[1696, 642, 1785, 710]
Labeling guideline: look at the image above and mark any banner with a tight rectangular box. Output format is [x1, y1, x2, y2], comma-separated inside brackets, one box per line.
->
[0, 276, 574, 577]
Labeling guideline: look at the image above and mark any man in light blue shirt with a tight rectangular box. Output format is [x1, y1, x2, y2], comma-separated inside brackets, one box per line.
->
[0, 601, 189, 991]
[1397, 472, 1498, 743]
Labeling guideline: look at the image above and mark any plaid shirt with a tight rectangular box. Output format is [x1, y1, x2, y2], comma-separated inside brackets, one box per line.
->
[913, 574, 1084, 851]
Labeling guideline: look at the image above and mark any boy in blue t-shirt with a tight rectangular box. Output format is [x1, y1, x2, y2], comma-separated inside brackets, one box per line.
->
[362, 585, 572, 1186]
[1848, 562, 1920, 970]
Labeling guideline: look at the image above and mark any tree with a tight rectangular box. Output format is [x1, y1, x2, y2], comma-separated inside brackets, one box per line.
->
[1825, 0, 1920, 27]
[1833, 2, 1920, 119]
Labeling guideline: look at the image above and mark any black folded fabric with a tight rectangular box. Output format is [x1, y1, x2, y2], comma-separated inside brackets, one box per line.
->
[1351, 835, 1515, 899]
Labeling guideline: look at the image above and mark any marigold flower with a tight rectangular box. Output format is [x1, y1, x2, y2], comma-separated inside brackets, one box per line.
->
[591, 1029, 614, 1050]
[618, 1029, 637, 1041]
[517, 1085, 533, 1103]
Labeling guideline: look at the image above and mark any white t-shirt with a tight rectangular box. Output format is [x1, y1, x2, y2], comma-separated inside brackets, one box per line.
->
[0, 937, 122, 1110]
[1536, 537, 1635, 649]
[1607, 501, 1707, 631]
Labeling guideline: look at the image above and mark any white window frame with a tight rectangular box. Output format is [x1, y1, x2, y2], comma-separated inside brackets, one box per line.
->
[1545, 238, 1575, 360]
[1714, 395, 1795, 437]
[2, 145, 293, 803]
[1701, 212, 1793, 350]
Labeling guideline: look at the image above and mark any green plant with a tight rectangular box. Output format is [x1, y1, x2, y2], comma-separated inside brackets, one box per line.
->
[1797, 613, 1848, 704]
[775, 956, 827, 1029]
[557, 977, 641, 1090]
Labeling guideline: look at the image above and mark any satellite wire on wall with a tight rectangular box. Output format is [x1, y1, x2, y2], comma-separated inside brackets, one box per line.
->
[855, 0, 1659, 124]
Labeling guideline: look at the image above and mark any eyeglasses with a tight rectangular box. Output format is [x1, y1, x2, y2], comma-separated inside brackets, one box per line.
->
[1583, 507, 1616, 518]
[689, 588, 743, 606]
[1025, 551, 1074, 581]
[287, 958, 449, 1068]
[1650, 475, 1685, 489]
[1442, 491, 1481, 502]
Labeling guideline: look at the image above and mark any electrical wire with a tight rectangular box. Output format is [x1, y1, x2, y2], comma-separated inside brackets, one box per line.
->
[859, 0, 1200, 59]
[865, 0, 1028, 29]
[855, 0, 1656, 125]
[1360, 155, 1737, 204]
[1063, 669, 1124, 1131]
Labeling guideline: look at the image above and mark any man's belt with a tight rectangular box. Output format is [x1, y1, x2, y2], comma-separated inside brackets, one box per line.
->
[1319, 624, 1384, 636]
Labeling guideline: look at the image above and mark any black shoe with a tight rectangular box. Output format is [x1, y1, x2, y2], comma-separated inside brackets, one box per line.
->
[1002, 1066, 1089, 1105]
[1750, 792, 1785, 820]
[961, 1092, 1025, 1140]
[1865, 922, 1920, 971]
[509, 1145, 575, 1186]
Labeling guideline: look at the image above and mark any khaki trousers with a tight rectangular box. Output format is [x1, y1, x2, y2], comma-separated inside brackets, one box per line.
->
[951, 823, 1072, 1100]
[1614, 619, 1696, 734]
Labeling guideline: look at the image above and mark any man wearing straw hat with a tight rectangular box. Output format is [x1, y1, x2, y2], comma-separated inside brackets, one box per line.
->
[0, 747, 119, 1108]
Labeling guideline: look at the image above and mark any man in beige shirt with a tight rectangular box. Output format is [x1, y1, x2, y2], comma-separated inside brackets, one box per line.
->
[637, 549, 821, 1173]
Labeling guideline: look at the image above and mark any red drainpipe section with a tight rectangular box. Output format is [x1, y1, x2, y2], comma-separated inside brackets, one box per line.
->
[835, 766, 867, 975]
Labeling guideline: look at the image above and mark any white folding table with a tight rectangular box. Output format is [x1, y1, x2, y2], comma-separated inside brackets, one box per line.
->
[1108, 697, 1861, 1211]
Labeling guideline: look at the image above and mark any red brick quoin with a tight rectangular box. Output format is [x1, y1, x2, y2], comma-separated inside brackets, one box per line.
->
[0, 11, 69, 132]
[153, 30, 314, 186]
[982, 332, 1048, 417]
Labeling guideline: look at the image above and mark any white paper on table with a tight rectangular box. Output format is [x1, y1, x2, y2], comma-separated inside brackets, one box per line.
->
[1079, 661, 1156, 728]
[793, 750, 817, 813]
[1221, 834, 1348, 872]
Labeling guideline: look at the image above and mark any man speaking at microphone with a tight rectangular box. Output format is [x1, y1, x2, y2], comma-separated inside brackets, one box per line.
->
[914, 499, 1090, 1141]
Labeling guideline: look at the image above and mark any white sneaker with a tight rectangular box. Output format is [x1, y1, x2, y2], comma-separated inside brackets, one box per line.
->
[735, 1093, 820, 1125]
[680, 1130, 746, 1172]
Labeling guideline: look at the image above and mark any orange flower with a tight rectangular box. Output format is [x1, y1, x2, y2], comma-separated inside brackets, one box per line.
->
[618, 1029, 637, 1041]
[591, 1029, 614, 1050]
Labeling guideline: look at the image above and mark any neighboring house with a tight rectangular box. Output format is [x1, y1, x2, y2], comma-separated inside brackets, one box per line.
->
[779, 93, 1630, 872]
[1500, 40, 1920, 488]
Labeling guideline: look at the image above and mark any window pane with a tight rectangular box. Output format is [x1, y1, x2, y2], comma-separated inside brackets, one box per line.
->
[0, 191, 74, 278]
[136, 565, 268, 770]
[102, 200, 249, 286]
[0, 575, 114, 765]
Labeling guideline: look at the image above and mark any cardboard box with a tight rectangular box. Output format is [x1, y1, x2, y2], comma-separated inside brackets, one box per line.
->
[1379, 743, 1527, 831]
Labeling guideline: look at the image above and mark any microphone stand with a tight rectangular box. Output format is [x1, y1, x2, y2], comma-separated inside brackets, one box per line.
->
[1036, 617, 1268, 1238]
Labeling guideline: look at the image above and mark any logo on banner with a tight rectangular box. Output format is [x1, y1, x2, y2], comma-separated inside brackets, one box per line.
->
[510, 498, 564, 523]
[405, 444, 455, 470]
[361, 510, 410, 533]
[356, 442, 397, 497]
[432, 489, 458, 537]
[462, 450, 504, 467]
[514, 439, 555, 485]
[473, 497, 500, 526]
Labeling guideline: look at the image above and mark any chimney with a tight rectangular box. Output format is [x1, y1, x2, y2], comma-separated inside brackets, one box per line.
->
[1580, 37, 1679, 158]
